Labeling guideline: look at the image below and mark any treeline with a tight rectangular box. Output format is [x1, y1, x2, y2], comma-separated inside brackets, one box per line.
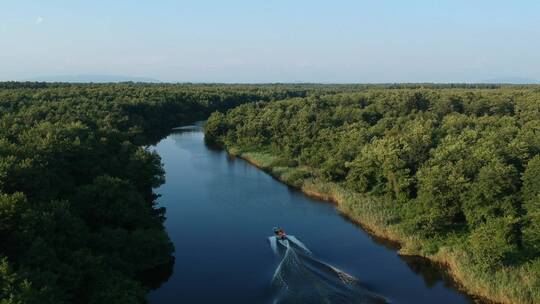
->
[0, 83, 313, 303]
[206, 87, 540, 303]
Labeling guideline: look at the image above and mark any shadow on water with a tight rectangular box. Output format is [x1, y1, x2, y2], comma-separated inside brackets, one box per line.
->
[400, 256, 454, 288]
[169, 124, 224, 154]
[399, 256, 491, 303]
[138, 258, 175, 290]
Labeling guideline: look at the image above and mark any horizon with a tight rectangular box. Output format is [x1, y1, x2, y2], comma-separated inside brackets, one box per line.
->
[2, 1, 540, 83]
[5, 76, 540, 85]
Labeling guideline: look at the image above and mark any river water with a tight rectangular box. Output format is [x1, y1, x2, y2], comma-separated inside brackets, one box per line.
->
[147, 125, 476, 304]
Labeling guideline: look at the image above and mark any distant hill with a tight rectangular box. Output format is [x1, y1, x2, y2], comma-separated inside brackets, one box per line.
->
[479, 77, 539, 84]
[25, 74, 161, 83]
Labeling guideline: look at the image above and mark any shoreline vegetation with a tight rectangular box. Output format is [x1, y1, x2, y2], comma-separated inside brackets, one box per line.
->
[229, 149, 496, 303]
[205, 87, 540, 304]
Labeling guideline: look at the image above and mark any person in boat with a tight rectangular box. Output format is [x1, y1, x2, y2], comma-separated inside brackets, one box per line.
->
[273, 227, 286, 239]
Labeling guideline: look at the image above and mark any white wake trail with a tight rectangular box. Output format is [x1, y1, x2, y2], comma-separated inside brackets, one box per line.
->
[268, 235, 387, 304]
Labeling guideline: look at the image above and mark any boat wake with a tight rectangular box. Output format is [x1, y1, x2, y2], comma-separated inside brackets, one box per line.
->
[269, 235, 387, 304]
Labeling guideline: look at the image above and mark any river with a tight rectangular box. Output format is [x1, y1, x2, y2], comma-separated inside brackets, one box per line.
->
[147, 124, 477, 304]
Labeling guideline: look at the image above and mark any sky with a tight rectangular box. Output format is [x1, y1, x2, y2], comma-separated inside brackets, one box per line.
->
[1, 0, 539, 83]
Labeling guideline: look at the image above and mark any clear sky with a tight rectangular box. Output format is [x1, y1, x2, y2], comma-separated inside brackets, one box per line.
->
[1, 0, 539, 83]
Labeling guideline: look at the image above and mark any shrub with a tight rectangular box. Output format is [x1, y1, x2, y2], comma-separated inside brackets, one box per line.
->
[468, 217, 519, 271]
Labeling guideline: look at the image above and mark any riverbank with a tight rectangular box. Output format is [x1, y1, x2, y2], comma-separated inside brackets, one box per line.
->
[226, 147, 537, 304]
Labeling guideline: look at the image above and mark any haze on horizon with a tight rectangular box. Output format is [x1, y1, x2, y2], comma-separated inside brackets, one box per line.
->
[1, 0, 539, 83]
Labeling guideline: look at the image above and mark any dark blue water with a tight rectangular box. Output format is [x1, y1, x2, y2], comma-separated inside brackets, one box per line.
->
[147, 126, 476, 304]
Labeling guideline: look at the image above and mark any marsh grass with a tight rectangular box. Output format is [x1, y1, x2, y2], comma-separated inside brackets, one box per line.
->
[241, 151, 277, 169]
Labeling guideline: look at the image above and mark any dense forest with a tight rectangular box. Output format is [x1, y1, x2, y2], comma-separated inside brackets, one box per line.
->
[206, 87, 540, 303]
[2, 82, 538, 303]
[0, 82, 316, 303]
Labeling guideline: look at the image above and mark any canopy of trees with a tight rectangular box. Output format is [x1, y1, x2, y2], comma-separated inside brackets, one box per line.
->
[2, 82, 537, 303]
[0, 82, 319, 303]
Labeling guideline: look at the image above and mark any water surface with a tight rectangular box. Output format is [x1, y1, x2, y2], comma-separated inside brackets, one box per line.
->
[148, 125, 476, 303]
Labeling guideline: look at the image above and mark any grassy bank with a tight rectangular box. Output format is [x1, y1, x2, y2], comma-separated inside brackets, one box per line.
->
[227, 147, 539, 304]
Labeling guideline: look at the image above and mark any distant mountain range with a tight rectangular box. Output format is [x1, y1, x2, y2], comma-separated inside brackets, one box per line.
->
[24, 74, 161, 83]
[479, 77, 539, 84]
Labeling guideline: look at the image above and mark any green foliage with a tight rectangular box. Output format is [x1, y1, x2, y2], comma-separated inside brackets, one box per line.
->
[3, 82, 540, 302]
[0, 257, 46, 304]
[414, 163, 468, 235]
[523, 156, 540, 255]
[463, 160, 519, 226]
[522, 156, 540, 203]
[208, 86, 540, 282]
[468, 217, 520, 271]
[0, 82, 315, 303]
[204, 112, 227, 145]
[523, 196, 540, 255]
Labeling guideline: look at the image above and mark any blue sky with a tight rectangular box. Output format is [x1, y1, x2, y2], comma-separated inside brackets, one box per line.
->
[1, 0, 539, 82]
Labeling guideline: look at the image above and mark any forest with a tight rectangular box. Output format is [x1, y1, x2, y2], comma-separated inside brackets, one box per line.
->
[205, 86, 540, 303]
[2, 82, 538, 303]
[0, 82, 314, 303]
